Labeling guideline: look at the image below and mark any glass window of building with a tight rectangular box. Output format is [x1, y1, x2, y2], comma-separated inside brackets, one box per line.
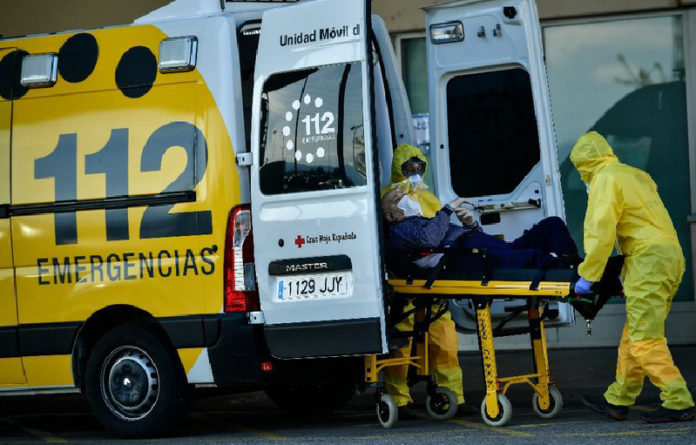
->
[544, 15, 692, 301]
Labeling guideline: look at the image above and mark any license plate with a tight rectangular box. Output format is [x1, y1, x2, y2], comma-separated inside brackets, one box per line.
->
[276, 272, 352, 302]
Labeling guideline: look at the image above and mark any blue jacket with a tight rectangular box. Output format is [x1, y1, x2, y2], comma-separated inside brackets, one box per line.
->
[387, 207, 482, 252]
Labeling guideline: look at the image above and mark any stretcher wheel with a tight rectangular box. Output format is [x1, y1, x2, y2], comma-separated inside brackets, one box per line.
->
[425, 387, 458, 420]
[376, 394, 397, 428]
[532, 386, 563, 419]
[480, 393, 513, 427]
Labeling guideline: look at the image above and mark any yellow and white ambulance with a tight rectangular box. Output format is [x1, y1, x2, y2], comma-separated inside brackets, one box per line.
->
[0, 0, 571, 436]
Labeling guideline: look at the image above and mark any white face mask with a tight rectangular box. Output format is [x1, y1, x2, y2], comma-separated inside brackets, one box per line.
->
[408, 174, 422, 186]
[397, 195, 423, 218]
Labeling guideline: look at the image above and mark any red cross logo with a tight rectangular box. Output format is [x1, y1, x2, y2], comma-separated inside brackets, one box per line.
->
[294, 235, 306, 248]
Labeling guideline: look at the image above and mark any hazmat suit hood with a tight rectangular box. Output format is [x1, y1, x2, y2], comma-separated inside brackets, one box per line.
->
[389, 144, 428, 185]
[569, 131, 619, 183]
[381, 143, 441, 217]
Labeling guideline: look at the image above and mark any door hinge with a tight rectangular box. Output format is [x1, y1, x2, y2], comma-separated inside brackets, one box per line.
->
[236, 153, 253, 167]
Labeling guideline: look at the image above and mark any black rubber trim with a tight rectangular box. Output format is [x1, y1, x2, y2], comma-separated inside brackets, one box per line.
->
[0, 204, 8, 219]
[264, 317, 382, 358]
[208, 312, 266, 384]
[268, 255, 352, 276]
[202, 315, 222, 346]
[160, 314, 224, 349]
[9, 191, 195, 216]
[7, 314, 218, 358]
[0, 326, 20, 358]
[17, 321, 81, 357]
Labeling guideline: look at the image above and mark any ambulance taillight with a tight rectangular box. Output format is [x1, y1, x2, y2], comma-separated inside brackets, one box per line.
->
[224, 205, 259, 312]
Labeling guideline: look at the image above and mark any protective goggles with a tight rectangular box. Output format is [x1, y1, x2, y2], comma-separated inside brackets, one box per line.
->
[400, 158, 426, 177]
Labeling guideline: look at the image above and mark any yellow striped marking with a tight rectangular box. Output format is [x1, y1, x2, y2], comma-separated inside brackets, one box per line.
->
[229, 424, 287, 441]
[630, 405, 657, 412]
[545, 426, 696, 438]
[446, 418, 532, 437]
[511, 420, 595, 428]
[1, 418, 66, 443]
[189, 413, 287, 441]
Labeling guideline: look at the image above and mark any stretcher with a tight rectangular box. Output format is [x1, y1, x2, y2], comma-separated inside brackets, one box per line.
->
[365, 249, 621, 428]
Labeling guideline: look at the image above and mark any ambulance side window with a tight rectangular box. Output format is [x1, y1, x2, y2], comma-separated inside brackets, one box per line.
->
[259, 63, 366, 194]
[238, 23, 260, 152]
[446, 68, 540, 197]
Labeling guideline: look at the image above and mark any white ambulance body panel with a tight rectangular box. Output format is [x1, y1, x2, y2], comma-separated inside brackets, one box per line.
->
[250, 0, 388, 358]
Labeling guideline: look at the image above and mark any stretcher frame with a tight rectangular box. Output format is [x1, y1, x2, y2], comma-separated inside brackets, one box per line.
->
[366, 276, 573, 427]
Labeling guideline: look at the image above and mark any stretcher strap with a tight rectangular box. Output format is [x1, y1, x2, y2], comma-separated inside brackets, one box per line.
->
[424, 253, 448, 289]
[529, 268, 547, 291]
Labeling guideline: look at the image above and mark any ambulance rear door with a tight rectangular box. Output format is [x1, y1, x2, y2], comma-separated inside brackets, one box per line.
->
[250, 0, 387, 358]
[425, 0, 574, 329]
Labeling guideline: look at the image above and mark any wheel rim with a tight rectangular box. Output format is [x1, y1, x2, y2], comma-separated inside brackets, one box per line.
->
[101, 346, 160, 421]
[430, 393, 451, 414]
[485, 402, 503, 421]
[536, 394, 555, 413]
[378, 400, 390, 422]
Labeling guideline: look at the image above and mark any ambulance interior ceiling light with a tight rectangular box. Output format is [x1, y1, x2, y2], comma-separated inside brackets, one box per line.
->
[430, 21, 465, 44]
[240, 22, 261, 36]
[20, 53, 58, 88]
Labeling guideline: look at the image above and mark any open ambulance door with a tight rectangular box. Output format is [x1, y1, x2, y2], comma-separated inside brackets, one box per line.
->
[424, 0, 574, 331]
[250, 0, 388, 358]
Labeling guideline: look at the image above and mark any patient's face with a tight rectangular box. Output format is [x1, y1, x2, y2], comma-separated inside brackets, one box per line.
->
[382, 190, 405, 223]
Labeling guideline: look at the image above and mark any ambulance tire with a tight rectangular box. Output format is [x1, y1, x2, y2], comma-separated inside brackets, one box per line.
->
[85, 323, 189, 438]
[266, 379, 356, 414]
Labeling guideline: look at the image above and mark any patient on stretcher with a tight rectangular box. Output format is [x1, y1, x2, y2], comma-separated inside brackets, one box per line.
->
[381, 189, 580, 276]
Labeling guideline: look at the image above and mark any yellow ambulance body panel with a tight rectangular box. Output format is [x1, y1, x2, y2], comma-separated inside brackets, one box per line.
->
[1, 23, 242, 389]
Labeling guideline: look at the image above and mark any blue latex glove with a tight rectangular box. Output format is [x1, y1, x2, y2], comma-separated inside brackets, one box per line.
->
[575, 277, 594, 294]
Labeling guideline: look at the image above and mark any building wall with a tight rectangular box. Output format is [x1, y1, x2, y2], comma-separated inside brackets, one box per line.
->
[373, 0, 696, 33]
[2, 0, 694, 38]
[0, 0, 170, 38]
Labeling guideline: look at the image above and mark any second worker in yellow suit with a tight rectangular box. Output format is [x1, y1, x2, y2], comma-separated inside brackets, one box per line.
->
[381, 144, 474, 418]
[571, 132, 694, 423]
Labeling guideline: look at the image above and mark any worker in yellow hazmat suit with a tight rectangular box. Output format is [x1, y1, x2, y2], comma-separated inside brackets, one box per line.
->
[381, 144, 471, 418]
[571, 132, 694, 423]
[382, 144, 441, 217]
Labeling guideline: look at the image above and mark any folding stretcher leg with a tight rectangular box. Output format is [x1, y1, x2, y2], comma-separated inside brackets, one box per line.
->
[388, 278, 569, 426]
[529, 304, 563, 418]
[365, 302, 458, 428]
[476, 300, 513, 426]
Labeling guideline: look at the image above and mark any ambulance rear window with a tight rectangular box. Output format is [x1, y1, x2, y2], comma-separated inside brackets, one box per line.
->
[446, 68, 540, 197]
[258, 63, 366, 194]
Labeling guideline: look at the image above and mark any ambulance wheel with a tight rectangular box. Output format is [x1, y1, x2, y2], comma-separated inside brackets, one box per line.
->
[376, 394, 398, 428]
[425, 387, 458, 420]
[85, 323, 188, 438]
[480, 393, 513, 427]
[532, 386, 563, 419]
